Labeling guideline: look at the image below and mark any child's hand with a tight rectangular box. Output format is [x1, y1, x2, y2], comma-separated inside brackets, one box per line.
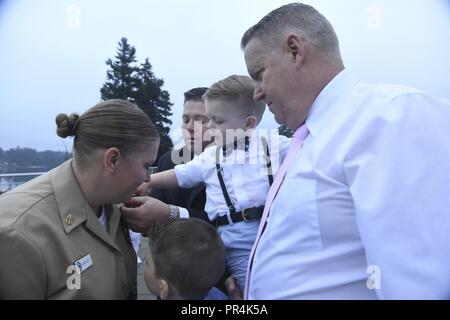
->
[124, 193, 139, 208]
[135, 180, 151, 197]
[225, 275, 243, 300]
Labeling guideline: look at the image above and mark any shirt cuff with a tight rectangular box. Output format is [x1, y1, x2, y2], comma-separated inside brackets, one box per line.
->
[178, 207, 189, 219]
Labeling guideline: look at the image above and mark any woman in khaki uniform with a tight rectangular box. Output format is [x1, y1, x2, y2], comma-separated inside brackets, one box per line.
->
[0, 99, 159, 299]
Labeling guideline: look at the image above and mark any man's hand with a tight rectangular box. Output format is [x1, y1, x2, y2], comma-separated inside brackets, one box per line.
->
[120, 196, 170, 233]
[224, 275, 243, 300]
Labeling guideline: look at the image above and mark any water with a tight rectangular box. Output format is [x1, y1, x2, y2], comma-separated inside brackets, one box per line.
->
[0, 164, 51, 193]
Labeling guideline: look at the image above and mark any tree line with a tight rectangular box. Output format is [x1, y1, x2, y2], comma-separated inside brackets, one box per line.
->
[0, 147, 70, 170]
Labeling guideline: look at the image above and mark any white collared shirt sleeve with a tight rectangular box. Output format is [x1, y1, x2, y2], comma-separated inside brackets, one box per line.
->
[174, 147, 212, 188]
[341, 93, 450, 299]
[178, 207, 189, 219]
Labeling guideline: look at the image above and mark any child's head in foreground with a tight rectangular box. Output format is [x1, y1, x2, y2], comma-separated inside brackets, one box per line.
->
[144, 218, 226, 300]
[203, 75, 266, 146]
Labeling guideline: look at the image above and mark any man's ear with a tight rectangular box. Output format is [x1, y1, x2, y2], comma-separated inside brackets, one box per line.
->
[285, 34, 305, 66]
[245, 115, 257, 130]
[104, 147, 121, 174]
[159, 279, 170, 300]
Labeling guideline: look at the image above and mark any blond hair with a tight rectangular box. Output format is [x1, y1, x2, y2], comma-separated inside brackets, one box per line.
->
[55, 99, 159, 165]
[203, 75, 265, 124]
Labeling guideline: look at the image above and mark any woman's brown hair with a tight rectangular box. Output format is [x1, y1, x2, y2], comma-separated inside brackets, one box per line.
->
[55, 99, 159, 164]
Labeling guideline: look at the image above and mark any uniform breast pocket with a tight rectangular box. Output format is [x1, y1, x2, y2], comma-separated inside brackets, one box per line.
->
[268, 178, 322, 253]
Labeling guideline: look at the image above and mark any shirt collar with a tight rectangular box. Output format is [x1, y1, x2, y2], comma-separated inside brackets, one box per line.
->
[51, 160, 92, 233]
[51, 160, 123, 251]
[305, 69, 358, 138]
[222, 136, 251, 157]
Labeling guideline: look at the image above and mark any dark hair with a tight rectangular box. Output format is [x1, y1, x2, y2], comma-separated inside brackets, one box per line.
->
[55, 99, 160, 165]
[183, 87, 208, 104]
[148, 219, 225, 299]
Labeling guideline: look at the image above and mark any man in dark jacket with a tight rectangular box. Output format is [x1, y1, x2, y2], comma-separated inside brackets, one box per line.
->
[149, 87, 211, 221]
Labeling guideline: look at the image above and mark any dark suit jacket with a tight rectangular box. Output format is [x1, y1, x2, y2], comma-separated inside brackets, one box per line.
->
[150, 147, 230, 294]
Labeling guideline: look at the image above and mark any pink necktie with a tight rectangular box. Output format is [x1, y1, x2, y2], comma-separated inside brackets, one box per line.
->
[244, 124, 309, 298]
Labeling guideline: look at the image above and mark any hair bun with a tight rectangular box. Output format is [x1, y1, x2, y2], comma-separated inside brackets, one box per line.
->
[55, 113, 79, 138]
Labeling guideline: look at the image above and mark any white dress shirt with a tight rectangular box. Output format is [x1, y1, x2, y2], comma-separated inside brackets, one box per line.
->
[175, 134, 290, 222]
[247, 70, 450, 299]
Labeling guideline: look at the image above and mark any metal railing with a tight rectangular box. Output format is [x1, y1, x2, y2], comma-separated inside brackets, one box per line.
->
[0, 168, 158, 194]
[0, 172, 47, 178]
[0, 172, 47, 193]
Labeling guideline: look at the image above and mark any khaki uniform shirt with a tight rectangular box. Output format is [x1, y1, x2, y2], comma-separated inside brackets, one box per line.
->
[0, 160, 137, 299]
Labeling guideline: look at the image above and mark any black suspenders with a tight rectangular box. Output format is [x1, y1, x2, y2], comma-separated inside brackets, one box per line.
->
[260, 136, 273, 186]
[215, 136, 273, 216]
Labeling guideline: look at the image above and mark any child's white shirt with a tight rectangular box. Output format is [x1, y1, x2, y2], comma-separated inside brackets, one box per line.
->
[174, 133, 290, 221]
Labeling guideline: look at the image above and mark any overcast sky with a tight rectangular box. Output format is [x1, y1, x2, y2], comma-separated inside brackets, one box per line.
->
[1, 0, 449, 151]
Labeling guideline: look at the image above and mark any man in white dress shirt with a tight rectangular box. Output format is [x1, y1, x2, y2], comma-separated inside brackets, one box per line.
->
[241, 3, 450, 299]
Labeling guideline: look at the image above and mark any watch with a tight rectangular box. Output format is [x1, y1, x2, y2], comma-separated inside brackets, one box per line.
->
[168, 205, 180, 222]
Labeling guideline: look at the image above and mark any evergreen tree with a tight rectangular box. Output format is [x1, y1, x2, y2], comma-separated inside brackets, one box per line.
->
[278, 125, 294, 138]
[100, 38, 174, 161]
[100, 37, 140, 101]
[136, 58, 173, 159]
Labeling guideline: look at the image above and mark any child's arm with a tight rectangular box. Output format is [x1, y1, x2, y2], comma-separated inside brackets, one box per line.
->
[135, 169, 179, 196]
[148, 169, 179, 189]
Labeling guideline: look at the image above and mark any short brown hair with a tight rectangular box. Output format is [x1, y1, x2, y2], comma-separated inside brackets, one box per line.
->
[148, 219, 225, 299]
[55, 99, 159, 165]
[203, 75, 265, 124]
[183, 87, 208, 104]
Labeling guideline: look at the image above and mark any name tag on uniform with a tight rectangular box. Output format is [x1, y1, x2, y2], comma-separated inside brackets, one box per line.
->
[74, 254, 93, 273]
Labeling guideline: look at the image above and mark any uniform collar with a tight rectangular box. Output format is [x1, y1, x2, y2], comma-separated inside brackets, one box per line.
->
[52, 160, 90, 233]
[305, 69, 358, 138]
[51, 160, 122, 251]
